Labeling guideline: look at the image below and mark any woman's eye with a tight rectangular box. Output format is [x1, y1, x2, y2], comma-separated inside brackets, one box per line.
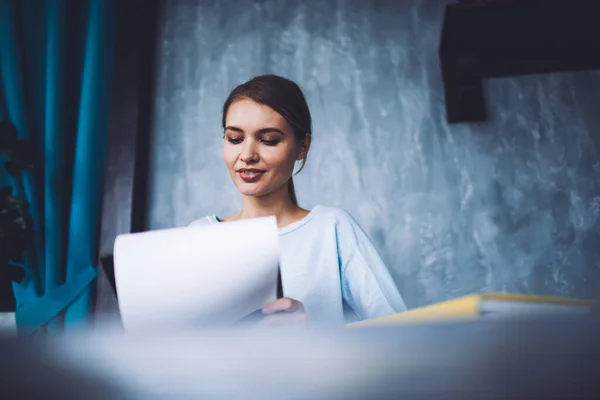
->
[261, 139, 279, 146]
[227, 138, 243, 144]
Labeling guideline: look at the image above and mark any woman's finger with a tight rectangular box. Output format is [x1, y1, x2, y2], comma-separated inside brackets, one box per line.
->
[262, 297, 304, 314]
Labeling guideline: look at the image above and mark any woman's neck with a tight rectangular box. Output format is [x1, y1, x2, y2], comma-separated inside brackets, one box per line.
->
[229, 184, 308, 228]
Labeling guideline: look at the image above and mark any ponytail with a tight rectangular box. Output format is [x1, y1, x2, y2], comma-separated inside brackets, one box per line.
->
[287, 156, 307, 206]
[288, 177, 298, 206]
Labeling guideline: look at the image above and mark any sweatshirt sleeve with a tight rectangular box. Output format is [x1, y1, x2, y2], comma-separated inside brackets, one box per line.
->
[336, 210, 407, 321]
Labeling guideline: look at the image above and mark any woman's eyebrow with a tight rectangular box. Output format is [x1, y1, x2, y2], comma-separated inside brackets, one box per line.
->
[224, 126, 287, 135]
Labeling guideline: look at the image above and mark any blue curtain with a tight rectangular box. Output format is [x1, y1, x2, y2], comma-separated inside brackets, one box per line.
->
[0, 0, 115, 333]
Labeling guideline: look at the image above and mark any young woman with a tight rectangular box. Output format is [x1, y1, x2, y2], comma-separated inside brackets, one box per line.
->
[190, 75, 406, 326]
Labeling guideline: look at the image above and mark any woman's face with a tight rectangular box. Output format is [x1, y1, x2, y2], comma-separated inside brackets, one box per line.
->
[223, 99, 308, 198]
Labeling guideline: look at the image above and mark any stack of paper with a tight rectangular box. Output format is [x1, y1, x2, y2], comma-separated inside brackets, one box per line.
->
[113, 216, 280, 332]
[348, 292, 595, 327]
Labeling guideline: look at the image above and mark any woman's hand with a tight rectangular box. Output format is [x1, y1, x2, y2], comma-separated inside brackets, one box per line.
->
[258, 297, 306, 326]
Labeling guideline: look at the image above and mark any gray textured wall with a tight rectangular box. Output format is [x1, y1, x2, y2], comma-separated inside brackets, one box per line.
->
[147, 0, 600, 308]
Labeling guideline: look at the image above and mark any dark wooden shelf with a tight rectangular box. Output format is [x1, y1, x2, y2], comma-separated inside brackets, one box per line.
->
[439, 0, 600, 122]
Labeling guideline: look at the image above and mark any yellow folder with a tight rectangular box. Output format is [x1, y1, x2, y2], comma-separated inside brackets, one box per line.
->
[348, 292, 595, 327]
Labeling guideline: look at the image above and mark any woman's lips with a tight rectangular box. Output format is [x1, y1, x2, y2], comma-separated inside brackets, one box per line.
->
[238, 169, 265, 183]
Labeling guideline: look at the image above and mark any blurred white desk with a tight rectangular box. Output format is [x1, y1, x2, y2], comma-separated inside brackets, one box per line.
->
[0, 312, 16, 334]
[0, 315, 599, 399]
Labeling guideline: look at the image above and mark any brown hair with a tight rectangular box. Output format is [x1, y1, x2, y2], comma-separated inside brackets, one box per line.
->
[222, 75, 312, 206]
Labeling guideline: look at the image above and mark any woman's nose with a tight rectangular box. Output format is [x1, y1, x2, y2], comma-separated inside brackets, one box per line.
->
[240, 140, 259, 163]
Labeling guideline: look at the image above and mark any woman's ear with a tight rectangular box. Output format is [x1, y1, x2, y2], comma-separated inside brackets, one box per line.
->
[296, 133, 311, 161]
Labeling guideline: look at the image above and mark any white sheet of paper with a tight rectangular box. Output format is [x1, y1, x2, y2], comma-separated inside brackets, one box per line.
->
[113, 216, 280, 331]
